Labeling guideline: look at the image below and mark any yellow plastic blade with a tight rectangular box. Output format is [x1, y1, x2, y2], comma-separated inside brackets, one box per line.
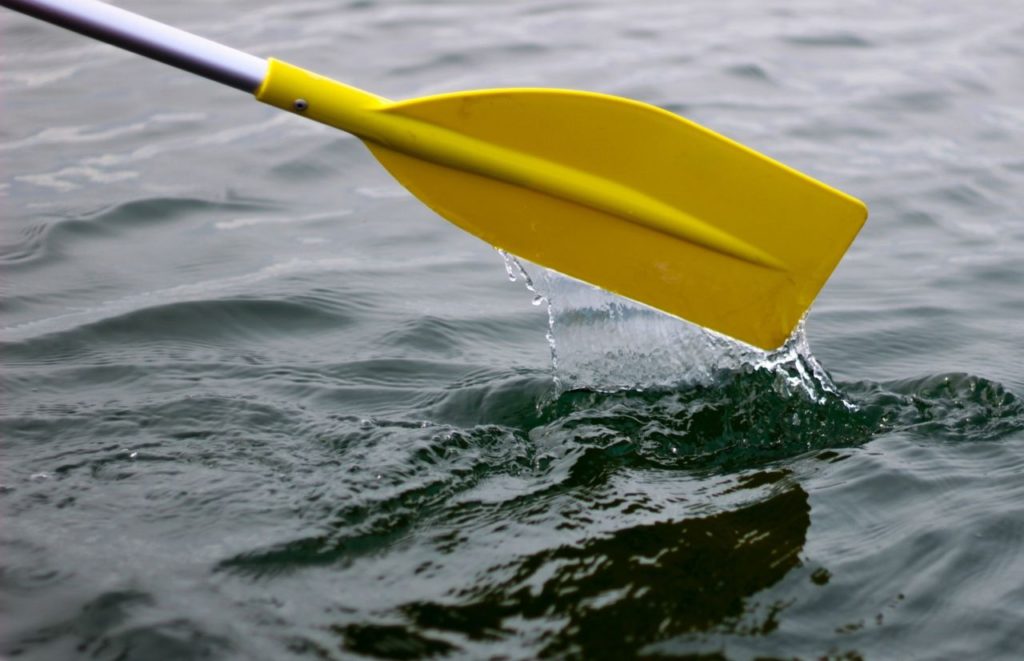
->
[256, 59, 867, 350]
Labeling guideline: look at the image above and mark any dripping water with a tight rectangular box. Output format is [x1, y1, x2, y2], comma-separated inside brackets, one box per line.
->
[497, 250, 851, 407]
[500, 249, 561, 389]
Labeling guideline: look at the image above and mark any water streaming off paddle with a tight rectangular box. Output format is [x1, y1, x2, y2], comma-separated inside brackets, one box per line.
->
[493, 251, 890, 476]
[500, 250, 842, 398]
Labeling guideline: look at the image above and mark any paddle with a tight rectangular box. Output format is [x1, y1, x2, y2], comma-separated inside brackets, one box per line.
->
[2, 0, 867, 350]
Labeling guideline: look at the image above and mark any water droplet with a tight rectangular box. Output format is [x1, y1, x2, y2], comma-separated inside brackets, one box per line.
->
[499, 249, 518, 281]
[495, 251, 560, 386]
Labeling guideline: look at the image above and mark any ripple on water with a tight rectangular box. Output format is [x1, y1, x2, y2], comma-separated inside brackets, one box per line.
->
[0, 298, 358, 371]
[363, 481, 810, 658]
[3, 589, 233, 661]
[0, 195, 276, 270]
[3, 337, 1022, 658]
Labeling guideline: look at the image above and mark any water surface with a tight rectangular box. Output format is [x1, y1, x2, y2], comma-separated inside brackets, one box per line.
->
[2, 0, 1023, 659]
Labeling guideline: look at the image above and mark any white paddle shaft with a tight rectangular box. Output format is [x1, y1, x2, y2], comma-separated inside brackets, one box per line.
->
[1, 0, 266, 92]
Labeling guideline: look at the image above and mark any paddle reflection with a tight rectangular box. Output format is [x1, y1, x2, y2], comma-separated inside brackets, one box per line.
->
[340, 475, 810, 658]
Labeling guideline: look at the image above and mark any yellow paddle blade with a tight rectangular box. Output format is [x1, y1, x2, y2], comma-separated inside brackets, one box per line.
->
[256, 59, 867, 350]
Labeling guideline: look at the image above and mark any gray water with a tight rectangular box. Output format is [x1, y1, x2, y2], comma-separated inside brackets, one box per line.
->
[2, 0, 1023, 659]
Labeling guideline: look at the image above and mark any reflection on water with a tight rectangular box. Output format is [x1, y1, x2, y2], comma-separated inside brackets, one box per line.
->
[376, 476, 810, 658]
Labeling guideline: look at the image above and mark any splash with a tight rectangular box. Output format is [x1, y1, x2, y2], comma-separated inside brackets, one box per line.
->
[499, 252, 846, 405]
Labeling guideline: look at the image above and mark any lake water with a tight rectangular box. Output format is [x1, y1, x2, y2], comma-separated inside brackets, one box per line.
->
[2, 0, 1022, 659]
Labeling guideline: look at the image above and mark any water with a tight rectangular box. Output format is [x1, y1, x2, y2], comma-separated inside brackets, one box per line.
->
[2, 0, 1023, 658]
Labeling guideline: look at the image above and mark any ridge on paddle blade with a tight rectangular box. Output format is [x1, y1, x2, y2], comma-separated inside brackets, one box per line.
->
[366, 88, 866, 350]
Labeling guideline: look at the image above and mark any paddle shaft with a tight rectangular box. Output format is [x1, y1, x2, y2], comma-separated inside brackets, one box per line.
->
[1, 0, 266, 92]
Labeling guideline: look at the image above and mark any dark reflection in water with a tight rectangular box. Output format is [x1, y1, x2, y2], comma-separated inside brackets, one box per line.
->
[332, 475, 810, 659]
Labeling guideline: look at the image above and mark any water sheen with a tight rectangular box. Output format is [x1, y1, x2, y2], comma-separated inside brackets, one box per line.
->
[2, 1, 1023, 659]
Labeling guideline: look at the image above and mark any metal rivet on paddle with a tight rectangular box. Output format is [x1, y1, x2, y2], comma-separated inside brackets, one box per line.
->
[293, 98, 308, 112]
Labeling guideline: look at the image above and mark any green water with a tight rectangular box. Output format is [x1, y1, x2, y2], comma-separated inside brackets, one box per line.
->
[2, 1, 1023, 659]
